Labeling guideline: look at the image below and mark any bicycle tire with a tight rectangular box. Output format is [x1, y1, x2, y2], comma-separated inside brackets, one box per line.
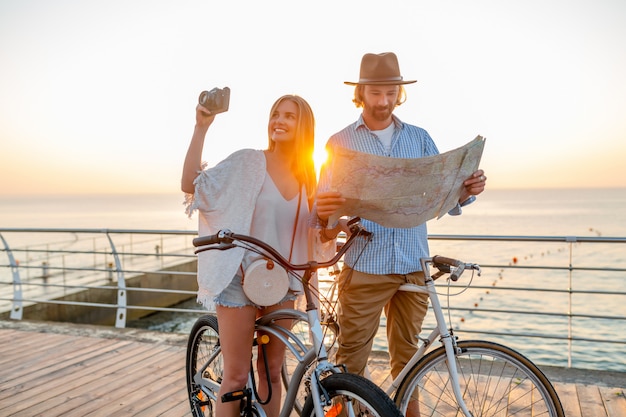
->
[394, 340, 564, 417]
[186, 314, 222, 417]
[301, 372, 403, 417]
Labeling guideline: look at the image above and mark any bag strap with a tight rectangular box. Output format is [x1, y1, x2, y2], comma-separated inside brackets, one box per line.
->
[241, 185, 302, 281]
[287, 186, 302, 263]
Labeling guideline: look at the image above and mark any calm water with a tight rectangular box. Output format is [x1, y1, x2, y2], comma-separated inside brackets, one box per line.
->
[1, 188, 625, 372]
[2, 188, 625, 235]
[0, 193, 194, 230]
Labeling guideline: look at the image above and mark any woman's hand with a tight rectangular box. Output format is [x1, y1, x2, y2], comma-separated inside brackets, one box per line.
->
[195, 104, 216, 129]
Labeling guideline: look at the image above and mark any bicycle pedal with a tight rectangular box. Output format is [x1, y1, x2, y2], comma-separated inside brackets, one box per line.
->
[221, 388, 250, 402]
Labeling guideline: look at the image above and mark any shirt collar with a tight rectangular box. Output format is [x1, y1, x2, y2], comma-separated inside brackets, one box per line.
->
[355, 113, 404, 132]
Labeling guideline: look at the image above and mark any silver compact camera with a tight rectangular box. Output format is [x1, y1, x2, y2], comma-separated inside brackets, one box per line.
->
[198, 86, 230, 114]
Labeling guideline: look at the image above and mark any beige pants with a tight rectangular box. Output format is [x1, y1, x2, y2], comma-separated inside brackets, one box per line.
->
[335, 266, 429, 379]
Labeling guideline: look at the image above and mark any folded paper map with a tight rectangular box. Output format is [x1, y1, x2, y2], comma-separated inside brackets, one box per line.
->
[328, 135, 486, 228]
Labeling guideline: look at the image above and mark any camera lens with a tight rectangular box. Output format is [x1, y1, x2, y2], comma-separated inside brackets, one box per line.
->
[198, 91, 209, 105]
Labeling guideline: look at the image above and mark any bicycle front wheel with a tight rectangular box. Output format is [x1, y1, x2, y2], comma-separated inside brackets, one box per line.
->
[395, 340, 564, 417]
[302, 373, 402, 417]
[186, 314, 222, 417]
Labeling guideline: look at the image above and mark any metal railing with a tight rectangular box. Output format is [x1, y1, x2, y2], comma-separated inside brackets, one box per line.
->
[426, 233, 626, 371]
[1, 227, 625, 372]
[0, 228, 198, 328]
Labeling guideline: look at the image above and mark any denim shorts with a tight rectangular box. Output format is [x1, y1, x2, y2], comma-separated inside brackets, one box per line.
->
[214, 274, 297, 308]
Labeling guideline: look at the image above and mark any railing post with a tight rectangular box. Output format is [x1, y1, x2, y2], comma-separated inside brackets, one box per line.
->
[42, 261, 49, 294]
[26, 247, 30, 280]
[107, 262, 114, 282]
[105, 232, 127, 328]
[62, 255, 67, 294]
[42, 261, 49, 282]
[160, 235, 164, 268]
[565, 236, 576, 368]
[1, 233, 23, 320]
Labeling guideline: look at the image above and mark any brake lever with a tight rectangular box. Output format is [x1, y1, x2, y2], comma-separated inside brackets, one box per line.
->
[194, 243, 237, 254]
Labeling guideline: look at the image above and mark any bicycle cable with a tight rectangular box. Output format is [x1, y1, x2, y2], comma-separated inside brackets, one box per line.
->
[249, 342, 272, 405]
[444, 268, 478, 327]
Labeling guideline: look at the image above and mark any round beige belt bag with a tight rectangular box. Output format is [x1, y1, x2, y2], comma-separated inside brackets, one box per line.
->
[241, 258, 289, 306]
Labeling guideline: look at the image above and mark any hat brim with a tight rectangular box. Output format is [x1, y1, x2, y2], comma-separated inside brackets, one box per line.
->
[344, 80, 417, 86]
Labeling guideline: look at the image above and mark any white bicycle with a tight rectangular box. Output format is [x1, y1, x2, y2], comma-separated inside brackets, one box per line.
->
[313, 254, 565, 417]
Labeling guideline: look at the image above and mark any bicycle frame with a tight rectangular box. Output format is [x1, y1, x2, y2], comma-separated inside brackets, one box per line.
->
[192, 306, 347, 416]
[187, 218, 400, 417]
[194, 343, 222, 405]
[385, 258, 476, 417]
[191, 286, 346, 417]
[256, 306, 342, 417]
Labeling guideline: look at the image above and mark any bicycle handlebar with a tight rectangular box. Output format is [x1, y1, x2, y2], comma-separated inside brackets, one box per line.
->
[192, 217, 371, 272]
[192, 218, 478, 281]
[431, 255, 481, 281]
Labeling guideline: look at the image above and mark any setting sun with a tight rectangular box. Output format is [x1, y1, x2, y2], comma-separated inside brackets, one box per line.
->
[314, 147, 328, 179]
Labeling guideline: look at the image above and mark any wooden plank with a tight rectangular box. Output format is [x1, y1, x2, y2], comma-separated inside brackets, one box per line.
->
[1, 338, 118, 401]
[0, 340, 175, 416]
[0, 337, 134, 390]
[577, 384, 607, 417]
[368, 366, 392, 392]
[0, 330, 111, 374]
[129, 383, 189, 417]
[0, 330, 81, 368]
[599, 386, 626, 417]
[43, 349, 182, 416]
[29, 348, 180, 417]
[155, 400, 191, 417]
[105, 369, 186, 416]
[553, 382, 582, 417]
[0, 328, 36, 353]
[1, 324, 623, 417]
[84, 350, 184, 414]
[10, 340, 151, 402]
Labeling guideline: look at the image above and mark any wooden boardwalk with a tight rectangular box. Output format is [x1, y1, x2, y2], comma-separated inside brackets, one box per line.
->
[1, 320, 624, 416]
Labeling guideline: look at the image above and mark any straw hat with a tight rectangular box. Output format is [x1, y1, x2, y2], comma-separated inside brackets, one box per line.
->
[344, 52, 417, 86]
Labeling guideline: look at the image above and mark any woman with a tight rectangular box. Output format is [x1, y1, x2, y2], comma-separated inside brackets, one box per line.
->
[182, 94, 316, 417]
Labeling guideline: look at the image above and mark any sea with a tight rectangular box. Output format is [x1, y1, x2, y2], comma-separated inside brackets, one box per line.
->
[1, 188, 625, 373]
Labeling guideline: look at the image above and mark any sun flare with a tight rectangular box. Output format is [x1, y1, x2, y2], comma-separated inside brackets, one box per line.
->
[313, 147, 328, 179]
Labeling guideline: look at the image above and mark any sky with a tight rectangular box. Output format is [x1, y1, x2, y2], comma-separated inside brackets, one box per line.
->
[1, 0, 625, 195]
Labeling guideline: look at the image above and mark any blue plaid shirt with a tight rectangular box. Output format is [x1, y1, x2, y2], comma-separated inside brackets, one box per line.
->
[314, 114, 463, 274]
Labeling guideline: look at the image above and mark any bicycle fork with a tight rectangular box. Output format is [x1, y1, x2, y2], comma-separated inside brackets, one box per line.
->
[307, 306, 336, 417]
[310, 366, 350, 417]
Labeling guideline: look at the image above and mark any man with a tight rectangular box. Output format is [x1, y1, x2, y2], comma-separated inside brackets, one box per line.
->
[314, 52, 486, 417]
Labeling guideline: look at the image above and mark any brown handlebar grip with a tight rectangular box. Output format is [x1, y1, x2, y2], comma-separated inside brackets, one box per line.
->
[193, 234, 221, 247]
[432, 255, 462, 268]
[432, 255, 465, 281]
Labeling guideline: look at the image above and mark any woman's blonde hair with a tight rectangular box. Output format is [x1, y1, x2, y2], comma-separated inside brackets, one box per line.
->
[267, 95, 316, 208]
[352, 84, 407, 108]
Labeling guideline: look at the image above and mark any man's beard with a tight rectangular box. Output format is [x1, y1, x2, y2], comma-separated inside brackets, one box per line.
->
[367, 105, 393, 121]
